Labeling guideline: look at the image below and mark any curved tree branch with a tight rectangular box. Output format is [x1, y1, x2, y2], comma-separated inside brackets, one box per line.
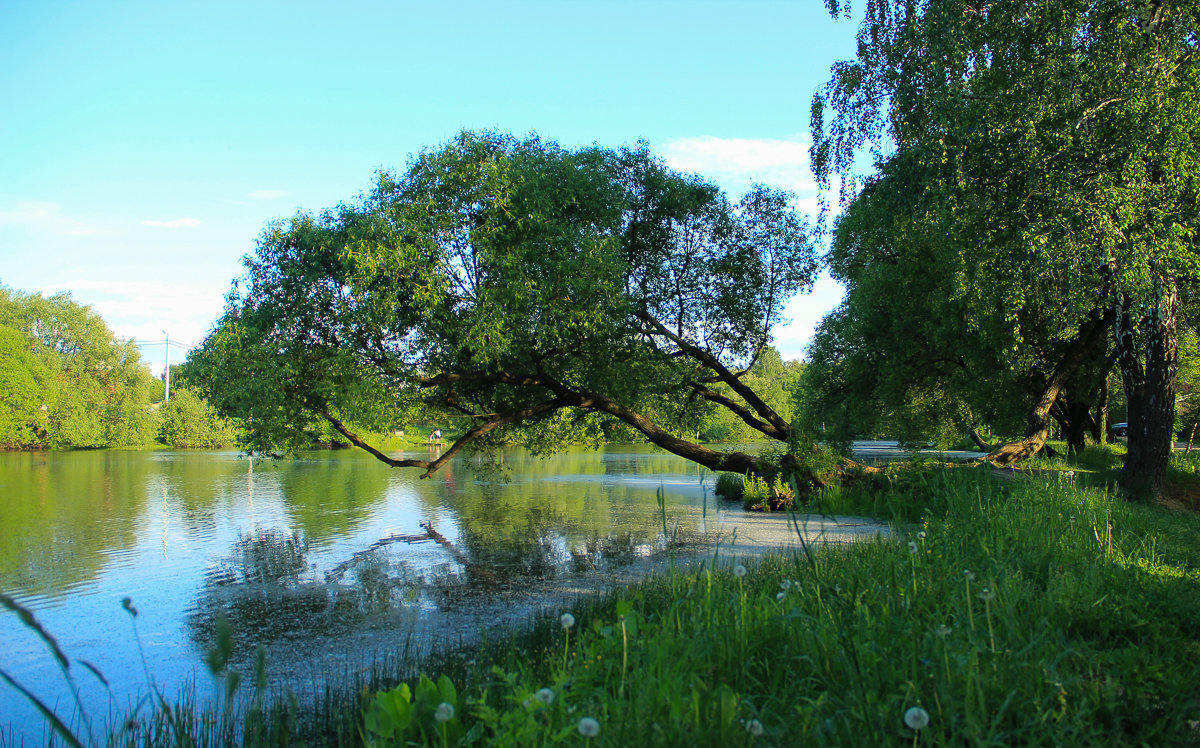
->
[634, 310, 791, 439]
[687, 382, 780, 438]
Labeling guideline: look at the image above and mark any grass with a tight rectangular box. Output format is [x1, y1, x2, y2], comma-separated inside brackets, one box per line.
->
[360, 463, 1200, 746]
[7, 453, 1200, 746]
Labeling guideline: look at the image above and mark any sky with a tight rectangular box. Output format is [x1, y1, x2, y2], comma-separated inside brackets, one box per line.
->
[1, 1, 862, 373]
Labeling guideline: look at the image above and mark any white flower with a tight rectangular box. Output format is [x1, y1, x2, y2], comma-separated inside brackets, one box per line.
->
[908, 541, 919, 554]
[578, 716, 600, 737]
[776, 591, 786, 602]
[935, 624, 952, 638]
[780, 579, 793, 591]
[917, 531, 927, 540]
[733, 564, 747, 578]
[534, 687, 555, 705]
[435, 702, 455, 723]
[560, 612, 576, 629]
[904, 706, 930, 730]
[745, 718, 764, 736]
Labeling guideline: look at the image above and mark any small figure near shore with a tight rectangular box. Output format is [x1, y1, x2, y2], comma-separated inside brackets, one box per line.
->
[429, 428, 443, 446]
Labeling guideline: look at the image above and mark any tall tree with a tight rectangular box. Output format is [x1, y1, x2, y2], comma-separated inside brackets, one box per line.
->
[813, 0, 1200, 497]
[191, 133, 818, 476]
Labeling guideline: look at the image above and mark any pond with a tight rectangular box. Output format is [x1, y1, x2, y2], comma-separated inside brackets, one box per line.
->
[0, 445, 736, 742]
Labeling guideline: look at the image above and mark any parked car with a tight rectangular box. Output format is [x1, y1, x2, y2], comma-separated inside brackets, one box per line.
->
[1109, 422, 1128, 437]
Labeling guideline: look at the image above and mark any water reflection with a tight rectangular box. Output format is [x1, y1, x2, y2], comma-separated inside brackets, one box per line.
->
[0, 446, 716, 743]
[186, 508, 695, 664]
[188, 527, 420, 658]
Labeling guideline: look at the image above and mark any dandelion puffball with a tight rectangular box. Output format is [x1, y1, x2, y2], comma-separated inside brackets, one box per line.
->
[904, 706, 930, 730]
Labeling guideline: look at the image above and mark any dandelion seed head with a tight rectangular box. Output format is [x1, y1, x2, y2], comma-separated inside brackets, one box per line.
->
[780, 579, 793, 591]
[578, 716, 600, 737]
[560, 612, 576, 629]
[904, 706, 930, 730]
[776, 591, 786, 602]
[978, 587, 994, 601]
[733, 564, 747, 578]
[936, 624, 952, 637]
[917, 531, 926, 540]
[534, 688, 554, 705]
[963, 569, 976, 582]
[908, 541, 919, 554]
[435, 702, 455, 723]
[745, 719, 764, 736]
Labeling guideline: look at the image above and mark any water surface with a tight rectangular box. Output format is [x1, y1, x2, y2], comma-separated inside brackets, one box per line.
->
[0, 445, 720, 741]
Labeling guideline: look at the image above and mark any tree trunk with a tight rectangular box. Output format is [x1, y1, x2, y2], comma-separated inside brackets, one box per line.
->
[1115, 282, 1179, 500]
[986, 308, 1114, 466]
[1095, 376, 1109, 445]
[968, 426, 992, 451]
[1055, 395, 1096, 456]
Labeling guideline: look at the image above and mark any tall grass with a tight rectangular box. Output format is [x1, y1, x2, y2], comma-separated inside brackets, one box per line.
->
[363, 468, 1200, 746]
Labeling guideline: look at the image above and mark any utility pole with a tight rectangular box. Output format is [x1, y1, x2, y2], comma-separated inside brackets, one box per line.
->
[163, 330, 171, 403]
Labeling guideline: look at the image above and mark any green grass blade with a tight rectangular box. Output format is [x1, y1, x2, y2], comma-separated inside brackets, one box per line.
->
[0, 591, 70, 673]
[0, 668, 86, 748]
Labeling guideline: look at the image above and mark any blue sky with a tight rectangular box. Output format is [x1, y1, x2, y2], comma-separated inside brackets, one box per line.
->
[1, 1, 861, 370]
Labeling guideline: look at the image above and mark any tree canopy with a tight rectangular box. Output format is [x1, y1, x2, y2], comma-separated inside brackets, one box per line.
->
[811, 0, 1200, 495]
[0, 287, 161, 448]
[191, 132, 818, 475]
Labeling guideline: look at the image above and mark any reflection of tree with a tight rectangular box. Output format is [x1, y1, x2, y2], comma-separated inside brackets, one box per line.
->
[188, 528, 422, 659]
[0, 451, 148, 597]
[275, 453, 392, 544]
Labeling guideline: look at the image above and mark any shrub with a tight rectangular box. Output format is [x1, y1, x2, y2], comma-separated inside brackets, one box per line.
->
[714, 472, 745, 500]
[741, 474, 795, 512]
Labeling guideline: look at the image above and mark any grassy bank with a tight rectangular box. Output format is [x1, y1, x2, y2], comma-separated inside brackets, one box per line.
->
[368, 465, 1199, 747]
[11, 461, 1200, 746]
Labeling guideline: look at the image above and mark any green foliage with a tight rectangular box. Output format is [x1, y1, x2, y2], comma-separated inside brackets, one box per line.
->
[191, 132, 816, 474]
[713, 472, 744, 500]
[740, 473, 794, 512]
[0, 286, 160, 449]
[361, 674, 474, 748]
[699, 347, 803, 442]
[810, 0, 1200, 479]
[0, 325, 54, 447]
[1176, 326, 1200, 442]
[157, 387, 238, 448]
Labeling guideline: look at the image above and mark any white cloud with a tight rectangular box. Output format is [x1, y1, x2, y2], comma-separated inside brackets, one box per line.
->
[0, 200, 106, 235]
[38, 279, 226, 372]
[141, 218, 202, 229]
[660, 135, 819, 211]
[247, 189, 288, 200]
[772, 272, 845, 361]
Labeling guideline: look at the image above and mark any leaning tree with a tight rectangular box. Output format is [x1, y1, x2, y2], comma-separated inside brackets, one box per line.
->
[813, 0, 1200, 497]
[190, 132, 818, 477]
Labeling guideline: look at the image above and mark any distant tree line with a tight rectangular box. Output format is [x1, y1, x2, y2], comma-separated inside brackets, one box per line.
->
[0, 286, 236, 450]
